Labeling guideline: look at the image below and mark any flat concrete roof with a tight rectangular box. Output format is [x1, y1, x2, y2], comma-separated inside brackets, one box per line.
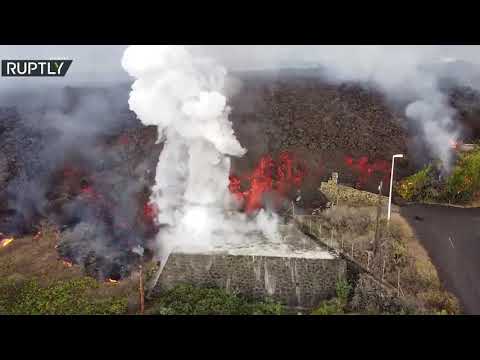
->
[174, 223, 335, 260]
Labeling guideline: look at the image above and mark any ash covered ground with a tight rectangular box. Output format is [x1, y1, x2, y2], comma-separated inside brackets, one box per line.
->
[1, 69, 480, 280]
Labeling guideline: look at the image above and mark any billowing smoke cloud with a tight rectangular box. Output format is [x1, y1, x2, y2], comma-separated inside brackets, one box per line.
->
[122, 45, 281, 261]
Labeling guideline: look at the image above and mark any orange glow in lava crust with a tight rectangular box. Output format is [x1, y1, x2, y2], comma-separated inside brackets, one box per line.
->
[143, 203, 157, 221]
[344, 155, 391, 188]
[62, 260, 73, 268]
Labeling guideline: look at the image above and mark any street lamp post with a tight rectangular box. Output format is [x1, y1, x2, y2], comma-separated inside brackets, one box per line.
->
[387, 154, 404, 222]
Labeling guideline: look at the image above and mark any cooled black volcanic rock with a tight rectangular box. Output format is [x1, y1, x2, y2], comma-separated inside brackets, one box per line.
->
[57, 221, 145, 280]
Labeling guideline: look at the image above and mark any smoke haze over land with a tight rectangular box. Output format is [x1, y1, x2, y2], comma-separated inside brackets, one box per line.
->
[4, 45, 480, 167]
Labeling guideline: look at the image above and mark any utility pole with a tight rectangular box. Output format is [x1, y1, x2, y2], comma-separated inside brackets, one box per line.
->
[373, 180, 383, 256]
[139, 263, 145, 315]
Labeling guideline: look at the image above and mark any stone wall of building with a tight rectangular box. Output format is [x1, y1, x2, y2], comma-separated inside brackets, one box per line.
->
[153, 253, 347, 309]
[320, 172, 389, 207]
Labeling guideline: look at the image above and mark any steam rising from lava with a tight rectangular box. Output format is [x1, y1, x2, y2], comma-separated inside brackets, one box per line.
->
[122, 45, 281, 258]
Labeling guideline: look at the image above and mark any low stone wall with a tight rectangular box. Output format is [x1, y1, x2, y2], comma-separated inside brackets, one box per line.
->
[320, 173, 388, 207]
[153, 252, 347, 309]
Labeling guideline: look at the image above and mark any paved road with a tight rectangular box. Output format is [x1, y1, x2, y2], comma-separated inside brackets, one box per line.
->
[400, 204, 480, 314]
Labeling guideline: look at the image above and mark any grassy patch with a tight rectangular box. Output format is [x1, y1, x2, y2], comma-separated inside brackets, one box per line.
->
[0, 277, 129, 315]
[311, 299, 345, 315]
[311, 278, 352, 315]
[299, 209, 461, 314]
[146, 284, 284, 315]
[417, 289, 459, 315]
[382, 218, 459, 314]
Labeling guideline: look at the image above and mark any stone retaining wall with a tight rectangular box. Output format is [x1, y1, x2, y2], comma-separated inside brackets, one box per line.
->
[153, 252, 347, 309]
[320, 172, 388, 207]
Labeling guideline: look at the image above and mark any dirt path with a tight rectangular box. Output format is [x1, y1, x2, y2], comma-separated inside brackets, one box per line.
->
[400, 204, 480, 314]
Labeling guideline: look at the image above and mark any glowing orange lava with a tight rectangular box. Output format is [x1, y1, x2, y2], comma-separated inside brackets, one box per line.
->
[0, 237, 13, 248]
[62, 260, 73, 268]
[449, 139, 459, 150]
[143, 203, 157, 221]
[229, 151, 307, 214]
[344, 156, 391, 188]
[81, 186, 100, 200]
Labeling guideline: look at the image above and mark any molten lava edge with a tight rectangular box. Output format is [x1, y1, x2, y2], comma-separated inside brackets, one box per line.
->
[344, 155, 391, 188]
[229, 151, 307, 214]
[229, 152, 393, 214]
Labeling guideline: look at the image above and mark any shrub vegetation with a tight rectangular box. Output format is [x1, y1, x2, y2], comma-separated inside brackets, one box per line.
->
[396, 145, 480, 204]
[146, 284, 285, 315]
[444, 148, 480, 203]
[311, 278, 352, 315]
[396, 165, 435, 202]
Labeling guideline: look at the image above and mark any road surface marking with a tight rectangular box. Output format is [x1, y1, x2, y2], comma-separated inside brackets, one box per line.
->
[449, 236, 455, 249]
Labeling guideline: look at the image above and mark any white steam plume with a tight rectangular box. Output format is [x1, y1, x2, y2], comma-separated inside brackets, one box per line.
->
[122, 45, 281, 261]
